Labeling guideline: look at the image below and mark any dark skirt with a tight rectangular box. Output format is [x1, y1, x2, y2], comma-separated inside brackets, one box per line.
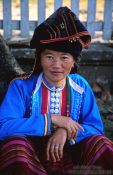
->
[0, 134, 113, 175]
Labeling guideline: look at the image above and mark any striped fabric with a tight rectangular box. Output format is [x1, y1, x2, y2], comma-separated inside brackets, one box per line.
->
[1, 135, 113, 175]
[0, 136, 73, 175]
[0, 136, 47, 175]
[70, 134, 113, 175]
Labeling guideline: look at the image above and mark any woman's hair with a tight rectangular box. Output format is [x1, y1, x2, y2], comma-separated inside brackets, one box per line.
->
[32, 50, 43, 75]
[32, 49, 81, 75]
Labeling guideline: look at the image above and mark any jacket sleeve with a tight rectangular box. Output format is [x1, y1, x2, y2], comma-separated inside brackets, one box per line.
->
[76, 82, 104, 143]
[0, 80, 50, 140]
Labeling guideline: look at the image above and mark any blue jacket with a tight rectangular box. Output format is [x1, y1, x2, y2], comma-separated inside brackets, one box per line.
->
[0, 73, 104, 142]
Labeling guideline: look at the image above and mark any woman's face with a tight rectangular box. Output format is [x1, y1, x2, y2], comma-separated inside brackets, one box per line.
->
[40, 49, 75, 85]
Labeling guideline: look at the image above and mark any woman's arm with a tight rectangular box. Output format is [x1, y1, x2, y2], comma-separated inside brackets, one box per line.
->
[76, 82, 104, 143]
[0, 79, 50, 140]
[51, 114, 84, 140]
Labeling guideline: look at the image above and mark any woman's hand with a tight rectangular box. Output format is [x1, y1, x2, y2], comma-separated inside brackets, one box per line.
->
[46, 128, 67, 162]
[51, 115, 84, 140]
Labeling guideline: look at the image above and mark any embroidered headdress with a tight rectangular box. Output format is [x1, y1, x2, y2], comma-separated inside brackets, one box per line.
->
[30, 6, 91, 58]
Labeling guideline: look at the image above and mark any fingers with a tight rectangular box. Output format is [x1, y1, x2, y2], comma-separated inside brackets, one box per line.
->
[75, 122, 84, 132]
[58, 144, 63, 159]
[49, 144, 58, 162]
[54, 145, 60, 161]
[67, 126, 76, 140]
[67, 120, 84, 141]
[70, 138, 75, 145]
[54, 144, 63, 161]
[65, 118, 84, 136]
[67, 122, 79, 140]
[46, 142, 63, 162]
[46, 141, 57, 161]
[46, 141, 51, 161]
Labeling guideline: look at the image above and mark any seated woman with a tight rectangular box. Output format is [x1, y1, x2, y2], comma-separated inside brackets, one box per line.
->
[0, 6, 113, 175]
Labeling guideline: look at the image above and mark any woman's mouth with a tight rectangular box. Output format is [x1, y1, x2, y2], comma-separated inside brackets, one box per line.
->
[51, 71, 63, 75]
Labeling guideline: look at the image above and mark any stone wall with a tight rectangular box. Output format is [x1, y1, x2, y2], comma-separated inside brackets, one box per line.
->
[79, 44, 113, 86]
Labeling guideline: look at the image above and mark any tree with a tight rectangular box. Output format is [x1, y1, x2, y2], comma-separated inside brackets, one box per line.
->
[0, 34, 24, 104]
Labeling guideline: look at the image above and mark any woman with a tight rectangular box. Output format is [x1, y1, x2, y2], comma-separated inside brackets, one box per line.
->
[0, 6, 113, 175]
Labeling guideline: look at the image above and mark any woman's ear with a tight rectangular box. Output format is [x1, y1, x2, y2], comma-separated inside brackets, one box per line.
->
[72, 64, 74, 68]
[72, 60, 76, 68]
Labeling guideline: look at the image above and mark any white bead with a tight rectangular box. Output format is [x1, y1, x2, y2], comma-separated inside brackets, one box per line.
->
[55, 104, 59, 108]
[56, 88, 60, 91]
[54, 109, 59, 113]
[56, 98, 60, 103]
[50, 103, 55, 108]
[50, 109, 55, 113]
[51, 92, 55, 97]
[51, 98, 55, 102]
[55, 93, 60, 97]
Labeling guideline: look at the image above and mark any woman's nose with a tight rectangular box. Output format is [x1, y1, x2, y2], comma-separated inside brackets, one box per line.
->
[52, 58, 61, 66]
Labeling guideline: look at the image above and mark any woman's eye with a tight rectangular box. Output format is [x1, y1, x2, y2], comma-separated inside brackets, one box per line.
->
[46, 55, 53, 60]
[61, 56, 69, 61]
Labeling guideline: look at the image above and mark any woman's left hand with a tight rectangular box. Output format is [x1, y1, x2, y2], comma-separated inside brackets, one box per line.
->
[46, 128, 67, 162]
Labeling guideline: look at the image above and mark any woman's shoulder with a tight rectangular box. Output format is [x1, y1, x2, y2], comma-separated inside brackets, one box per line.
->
[9, 73, 38, 91]
[68, 73, 89, 88]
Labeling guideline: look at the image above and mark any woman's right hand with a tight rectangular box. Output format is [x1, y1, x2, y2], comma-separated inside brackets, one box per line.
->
[46, 127, 67, 162]
[51, 114, 84, 140]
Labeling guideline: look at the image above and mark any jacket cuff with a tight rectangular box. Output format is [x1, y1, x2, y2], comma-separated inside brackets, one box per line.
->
[44, 114, 52, 136]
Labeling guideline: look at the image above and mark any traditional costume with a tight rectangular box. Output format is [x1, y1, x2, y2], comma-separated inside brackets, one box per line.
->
[0, 6, 113, 175]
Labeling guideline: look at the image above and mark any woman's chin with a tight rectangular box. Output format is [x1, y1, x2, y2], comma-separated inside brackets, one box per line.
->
[49, 77, 65, 86]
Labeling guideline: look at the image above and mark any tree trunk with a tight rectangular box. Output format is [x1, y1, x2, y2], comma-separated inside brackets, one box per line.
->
[0, 35, 24, 104]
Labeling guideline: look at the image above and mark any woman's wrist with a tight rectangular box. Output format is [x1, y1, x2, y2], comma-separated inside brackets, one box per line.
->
[51, 114, 59, 125]
[57, 127, 68, 136]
